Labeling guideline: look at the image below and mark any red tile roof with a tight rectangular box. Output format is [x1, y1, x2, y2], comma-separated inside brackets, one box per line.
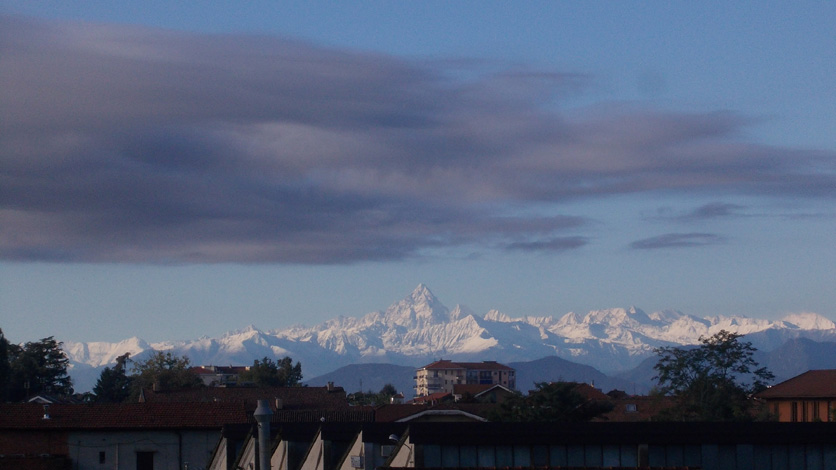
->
[373, 403, 495, 422]
[140, 385, 349, 410]
[755, 369, 836, 399]
[411, 392, 452, 404]
[452, 384, 494, 396]
[571, 383, 610, 401]
[0, 402, 251, 430]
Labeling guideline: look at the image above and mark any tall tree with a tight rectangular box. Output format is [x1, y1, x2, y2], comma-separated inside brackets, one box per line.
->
[489, 382, 613, 422]
[0, 329, 10, 402]
[93, 352, 133, 403]
[653, 330, 774, 421]
[239, 356, 303, 387]
[6, 336, 73, 401]
[130, 351, 202, 397]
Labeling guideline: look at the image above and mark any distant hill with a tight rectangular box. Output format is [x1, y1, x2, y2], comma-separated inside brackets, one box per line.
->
[305, 363, 416, 396]
[762, 337, 836, 382]
[510, 356, 642, 394]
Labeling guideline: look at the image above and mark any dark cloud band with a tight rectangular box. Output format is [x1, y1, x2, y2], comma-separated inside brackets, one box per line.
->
[1, 16, 833, 263]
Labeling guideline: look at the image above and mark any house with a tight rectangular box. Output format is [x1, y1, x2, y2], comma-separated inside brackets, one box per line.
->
[599, 394, 676, 422]
[191, 365, 253, 386]
[451, 383, 515, 404]
[139, 383, 351, 411]
[0, 402, 251, 470]
[413, 360, 515, 397]
[374, 403, 490, 423]
[754, 369, 836, 422]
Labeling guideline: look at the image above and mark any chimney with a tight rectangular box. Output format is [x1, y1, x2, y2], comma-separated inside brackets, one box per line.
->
[327, 382, 334, 391]
[254, 400, 273, 470]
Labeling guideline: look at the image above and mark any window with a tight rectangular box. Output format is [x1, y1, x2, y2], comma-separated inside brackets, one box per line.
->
[99, 451, 106, 464]
[625, 404, 637, 412]
[791, 402, 798, 422]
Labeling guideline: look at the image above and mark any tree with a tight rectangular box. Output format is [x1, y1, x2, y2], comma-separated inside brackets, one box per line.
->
[0, 329, 10, 402]
[347, 384, 400, 406]
[239, 357, 303, 387]
[130, 351, 202, 397]
[489, 382, 613, 422]
[380, 383, 398, 397]
[93, 352, 133, 403]
[5, 336, 74, 401]
[653, 330, 774, 421]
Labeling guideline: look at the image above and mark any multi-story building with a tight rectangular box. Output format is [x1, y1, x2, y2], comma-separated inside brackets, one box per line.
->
[755, 369, 836, 422]
[414, 360, 515, 397]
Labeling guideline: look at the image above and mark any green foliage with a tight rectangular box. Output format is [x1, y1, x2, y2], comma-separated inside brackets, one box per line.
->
[653, 330, 774, 421]
[93, 352, 133, 403]
[3, 335, 74, 402]
[380, 383, 398, 397]
[130, 351, 202, 397]
[348, 384, 400, 406]
[489, 382, 613, 422]
[238, 356, 303, 387]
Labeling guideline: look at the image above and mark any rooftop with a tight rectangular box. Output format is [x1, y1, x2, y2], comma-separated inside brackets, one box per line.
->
[0, 402, 251, 430]
[139, 385, 349, 410]
[755, 369, 836, 399]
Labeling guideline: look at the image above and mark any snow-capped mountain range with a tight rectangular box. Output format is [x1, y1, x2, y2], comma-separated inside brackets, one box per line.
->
[65, 284, 836, 392]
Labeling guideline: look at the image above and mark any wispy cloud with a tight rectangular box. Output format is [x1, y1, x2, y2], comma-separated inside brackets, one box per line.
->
[629, 233, 726, 250]
[651, 202, 747, 221]
[1, 17, 833, 263]
[505, 236, 588, 252]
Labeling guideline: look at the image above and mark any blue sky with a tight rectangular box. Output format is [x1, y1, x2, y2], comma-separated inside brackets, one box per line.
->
[1, 2, 834, 343]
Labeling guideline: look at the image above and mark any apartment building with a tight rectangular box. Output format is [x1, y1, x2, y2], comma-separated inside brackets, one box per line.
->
[414, 360, 515, 397]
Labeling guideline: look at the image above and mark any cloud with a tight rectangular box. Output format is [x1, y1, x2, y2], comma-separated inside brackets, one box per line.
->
[629, 233, 726, 250]
[1, 16, 834, 263]
[505, 236, 588, 252]
[651, 202, 747, 221]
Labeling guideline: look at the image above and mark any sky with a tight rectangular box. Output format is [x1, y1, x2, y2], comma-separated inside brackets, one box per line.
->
[1, 1, 835, 344]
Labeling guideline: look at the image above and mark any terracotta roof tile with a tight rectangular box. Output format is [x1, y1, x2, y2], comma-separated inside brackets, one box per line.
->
[755, 369, 836, 399]
[411, 392, 452, 404]
[452, 384, 494, 396]
[140, 385, 349, 410]
[0, 402, 251, 430]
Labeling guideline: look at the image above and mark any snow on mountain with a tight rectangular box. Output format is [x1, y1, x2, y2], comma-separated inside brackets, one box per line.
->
[779, 312, 836, 330]
[64, 337, 150, 368]
[63, 284, 836, 392]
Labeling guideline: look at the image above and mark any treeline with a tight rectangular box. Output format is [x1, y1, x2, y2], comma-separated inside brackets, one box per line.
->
[0, 329, 73, 402]
[0, 328, 303, 403]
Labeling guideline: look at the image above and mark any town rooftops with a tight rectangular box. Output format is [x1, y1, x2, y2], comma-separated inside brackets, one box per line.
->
[139, 385, 349, 410]
[418, 360, 513, 371]
[755, 369, 836, 399]
[0, 402, 251, 430]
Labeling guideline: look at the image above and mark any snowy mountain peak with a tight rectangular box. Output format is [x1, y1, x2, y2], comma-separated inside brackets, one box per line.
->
[780, 313, 836, 330]
[409, 284, 440, 306]
[384, 284, 450, 327]
[62, 285, 836, 393]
